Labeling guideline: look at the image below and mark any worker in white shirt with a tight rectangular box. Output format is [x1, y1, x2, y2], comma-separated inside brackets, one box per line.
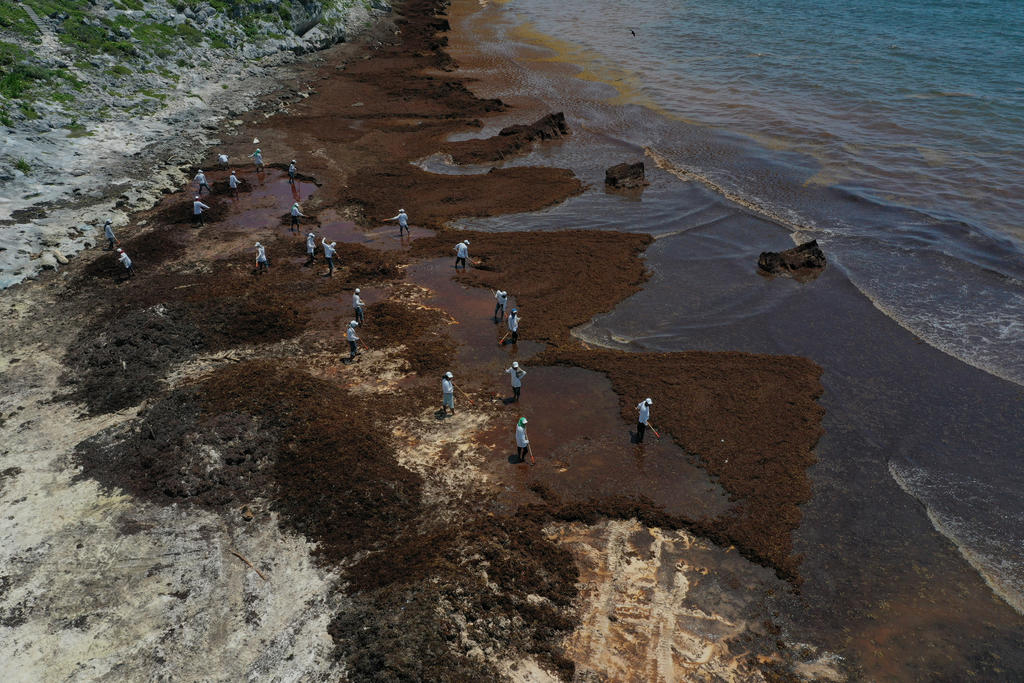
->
[505, 361, 526, 402]
[228, 170, 241, 197]
[306, 231, 316, 264]
[515, 417, 531, 462]
[290, 202, 305, 232]
[250, 148, 264, 171]
[453, 239, 469, 270]
[218, 153, 229, 169]
[193, 196, 211, 226]
[385, 208, 409, 236]
[255, 242, 268, 273]
[116, 248, 135, 278]
[288, 160, 297, 185]
[505, 308, 520, 345]
[636, 398, 653, 443]
[194, 170, 212, 195]
[441, 371, 455, 416]
[346, 320, 360, 360]
[322, 238, 337, 276]
[493, 289, 508, 323]
[103, 219, 117, 250]
[353, 288, 365, 324]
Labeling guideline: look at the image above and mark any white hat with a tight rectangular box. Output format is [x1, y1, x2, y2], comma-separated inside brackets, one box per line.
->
[194, 195, 199, 199]
[463, 239, 470, 245]
[445, 371, 453, 378]
[512, 361, 519, 368]
[291, 159, 296, 163]
[355, 288, 360, 293]
[399, 208, 405, 212]
[349, 320, 358, 327]
[255, 242, 261, 247]
[198, 169, 203, 173]
[230, 170, 237, 174]
[104, 219, 111, 224]
[308, 232, 314, 237]
[645, 398, 653, 405]
[116, 248, 123, 253]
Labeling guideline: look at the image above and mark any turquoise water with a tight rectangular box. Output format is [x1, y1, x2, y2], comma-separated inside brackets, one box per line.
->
[510, 0, 1024, 240]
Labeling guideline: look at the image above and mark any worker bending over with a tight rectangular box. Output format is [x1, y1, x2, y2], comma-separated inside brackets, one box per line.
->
[494, 289, 508, 323]
[636, 398, 653, 443]
[453, 239, 469, 270]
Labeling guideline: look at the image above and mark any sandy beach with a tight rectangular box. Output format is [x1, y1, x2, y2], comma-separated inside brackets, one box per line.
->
[1, 0, 1022, 680]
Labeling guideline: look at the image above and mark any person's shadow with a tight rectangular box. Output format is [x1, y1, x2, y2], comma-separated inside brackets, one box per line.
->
[507, 452, 529, 464]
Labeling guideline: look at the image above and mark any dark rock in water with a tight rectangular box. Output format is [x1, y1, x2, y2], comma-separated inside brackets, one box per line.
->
[604, 162, 648, 189]
[758, 240, 826, 280]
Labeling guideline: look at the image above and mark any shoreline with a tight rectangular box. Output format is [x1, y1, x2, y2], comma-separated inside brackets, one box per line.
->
[441, 0, 1024, 676]
[2, 0, 1021, 680]
[0, 0, 837, 679]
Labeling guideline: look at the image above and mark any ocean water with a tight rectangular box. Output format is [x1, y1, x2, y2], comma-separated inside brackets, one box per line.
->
[449, 0, 1024, 657]
[469, 0, 1024, 388]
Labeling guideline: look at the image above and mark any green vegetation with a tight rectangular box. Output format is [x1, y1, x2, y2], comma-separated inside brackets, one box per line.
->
[112, 0, 144, 10]
[14, 158, 31, 174]
[66, 121, 93, 137]
[0, 3, 39, 40]
[0, 108, 12, 126]
[106, 64, 132, 77]
[19, 102, 39, 119]
[137, 87, 166, 101]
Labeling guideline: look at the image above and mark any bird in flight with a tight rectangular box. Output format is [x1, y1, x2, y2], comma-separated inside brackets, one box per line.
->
[630, 29, 636, 37]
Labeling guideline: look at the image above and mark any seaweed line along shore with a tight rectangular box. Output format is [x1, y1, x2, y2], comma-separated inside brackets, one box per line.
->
[7, 0, 1010, 680]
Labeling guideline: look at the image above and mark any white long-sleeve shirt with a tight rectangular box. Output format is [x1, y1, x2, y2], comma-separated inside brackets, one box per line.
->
[291, 204, 303, 217]
[353, 293, 364, 308]
[194, 172, 207, 185]
[508, 314, 519, 332]
[118, 252, 132, 269]
[104, 222, 115, 240]
[346, 327, 358, 342]
[455, 242, 468, 258]
[442, 378, 453, 395]
[250, 151, 262, 163]
[322, 240, 336, 258]
[506, 366, 526, 387]
[255, 245, 267, 263]
[288, 162, 296, 175]
[229, 174, 240, 188]
[637, 401, 650, 424]
[495, 290, 507, 306]
[306, 234, 316, 253]
[515, 424, 529, 447]
[218, 154, 228, 164]
[389, 211, 408, 227]
[193, 200, 210, 215]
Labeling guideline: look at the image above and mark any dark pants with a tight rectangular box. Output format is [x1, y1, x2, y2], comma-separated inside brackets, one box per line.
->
[195, 213, 204, 226]
[399, 223, 408, 235]
[289, 171, 296, 184]
[291, 216, 299, 230]
[510, 329, 518, 344]
[455, 256, 466, 269]
[348, 340, 358, 359]
[257, 260, 268, 273]
[355, 306, 364, 324]
[231, 187, 239, 197]
[198, 182, 211, 194]
[124, 266, 135, 278]
[107, 238, 115, 250]
[636, 421, 646, 443]
[307, 250, 315, 264]
[512, 386, 520, 401]
[517, 445, 530, 461]
[326, 257, 334, 275]
[494, 303, 505, 321]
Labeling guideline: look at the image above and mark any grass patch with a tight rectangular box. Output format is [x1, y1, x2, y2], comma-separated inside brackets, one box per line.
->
[18, 102, 39, 119]
[0, 4, 39, 40]
[137, 87, 166, 101]
[14, 158, 31, 174]
[105, 64, 132, 77]
[0, 108, 12, 126]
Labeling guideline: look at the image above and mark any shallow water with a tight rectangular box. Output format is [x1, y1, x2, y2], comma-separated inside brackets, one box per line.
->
[448, 0, 1024, 674]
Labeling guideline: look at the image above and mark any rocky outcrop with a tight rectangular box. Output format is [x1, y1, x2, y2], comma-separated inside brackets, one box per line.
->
[444, 112, 569, 165]
[604, 161, 648, 189]
[758, 240, 826, 280]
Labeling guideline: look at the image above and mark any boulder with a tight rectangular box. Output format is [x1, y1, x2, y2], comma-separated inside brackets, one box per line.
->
[757, 240, 826, 280]
[604, 161, 648, 189]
